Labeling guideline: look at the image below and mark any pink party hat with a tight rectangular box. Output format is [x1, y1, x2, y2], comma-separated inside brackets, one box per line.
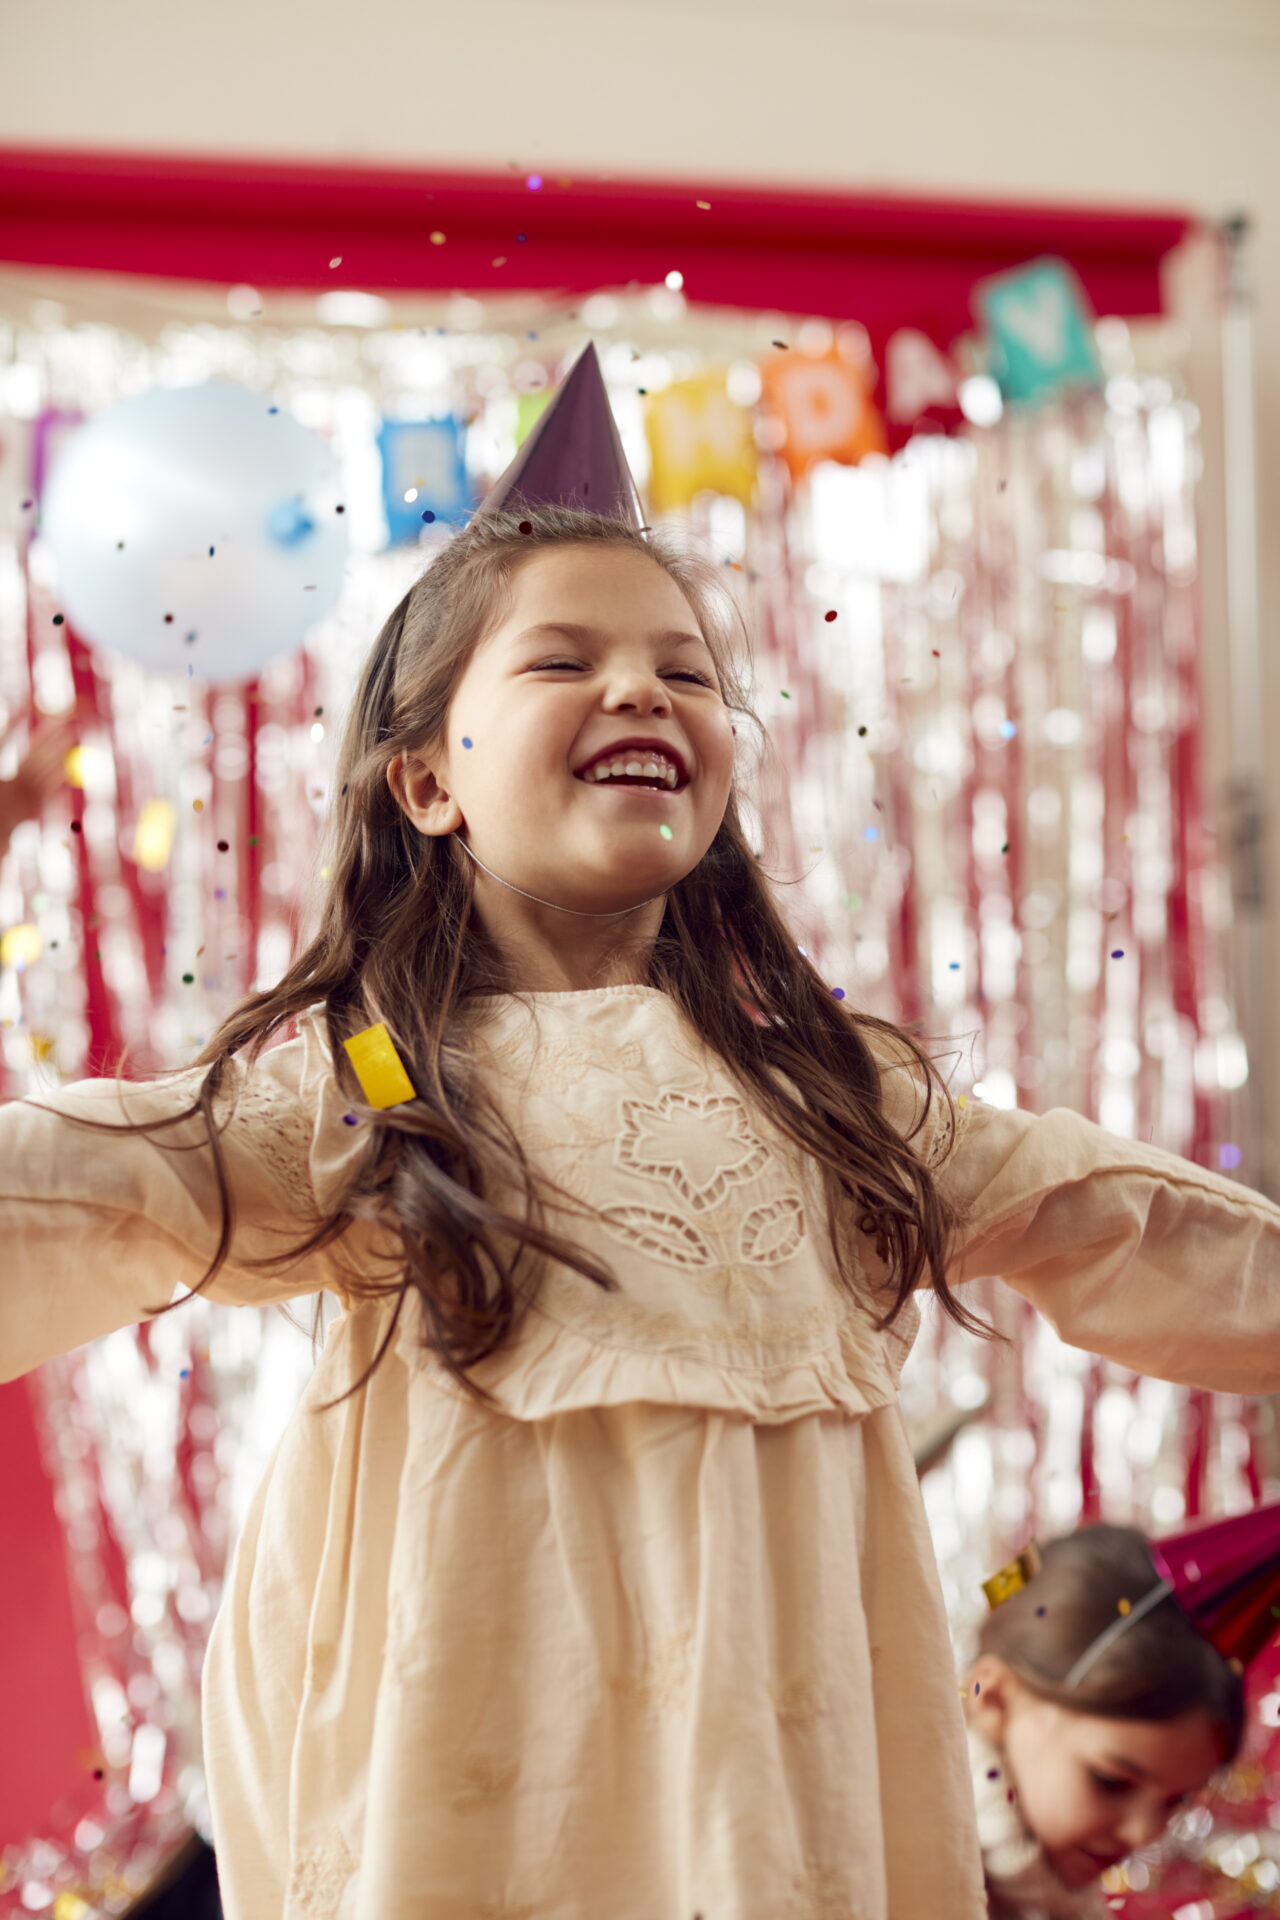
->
[476, 342, 644, 528]
[1152, 1499, 1280, 1668]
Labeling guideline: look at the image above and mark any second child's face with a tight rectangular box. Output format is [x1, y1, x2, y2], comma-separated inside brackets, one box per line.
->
[970, 1661, 1224, 1890]
[399, 544, 736, 920]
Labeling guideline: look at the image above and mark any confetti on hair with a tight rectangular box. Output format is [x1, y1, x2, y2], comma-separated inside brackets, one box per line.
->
[518, 520, 533, 535]
[342, 1114, 358, 1127]
[831, 988, 845, 1000]
[344, 1022, 417, 1109]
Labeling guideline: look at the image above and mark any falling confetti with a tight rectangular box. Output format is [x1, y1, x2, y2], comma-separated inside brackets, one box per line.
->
[1111, 948, 1124, 959]
[999, 720, 1017, 739]
[430, 231, 446, 245]
[462, 736, 473, 749]
[344, 1022, 416, 1108]
[421, 509, 436, 523]
[780, 690, 791, 700]
[696, 200, 711, 210]
[526, 173, 543, 191]
[329, 256, 343, 269]
[771, 339, 789, 350]
[659, 824, 674, 841]
[831, 987, 845, 1001]
[52, 613, 64, 625]
[824, 610, 838, 622]
[1219, 1143, 1244, 1170]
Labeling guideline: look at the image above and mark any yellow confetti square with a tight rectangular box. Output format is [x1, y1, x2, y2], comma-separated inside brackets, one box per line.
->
[981, 1543, 1043, 1610]
[343, 1022, 416, 1109]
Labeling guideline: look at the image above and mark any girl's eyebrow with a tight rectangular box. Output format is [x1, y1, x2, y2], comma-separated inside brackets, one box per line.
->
[514, 621, 708, 651]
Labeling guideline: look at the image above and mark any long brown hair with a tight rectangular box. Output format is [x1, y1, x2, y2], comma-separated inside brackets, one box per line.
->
[56, 505, 991, 1412]
[978, 1525, 1244, 1759]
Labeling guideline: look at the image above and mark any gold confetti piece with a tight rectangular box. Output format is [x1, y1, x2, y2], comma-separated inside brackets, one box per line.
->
[957, 1094, 968, 1108]
[1117, 1597, 1132, 1615]
[344, 1021, 416, 1109]
[193, 797, 204, 811]
[134, 798, 176, 871]
[64, 745, 86, 788]
[982, 1543, 1043, 1610]
[430, 230, 446, 245]
[696, 199, 711, 209]
[0, 923, 42, 967]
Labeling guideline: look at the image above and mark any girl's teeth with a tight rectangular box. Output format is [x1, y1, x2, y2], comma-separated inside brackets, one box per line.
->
[582, 757, 682, 787]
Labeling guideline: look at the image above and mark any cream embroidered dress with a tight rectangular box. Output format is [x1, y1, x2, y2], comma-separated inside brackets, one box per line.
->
[4, 983, 1280, 1920]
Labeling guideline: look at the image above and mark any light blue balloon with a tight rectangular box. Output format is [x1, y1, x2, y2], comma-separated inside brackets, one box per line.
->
[41, 381, 349, 683]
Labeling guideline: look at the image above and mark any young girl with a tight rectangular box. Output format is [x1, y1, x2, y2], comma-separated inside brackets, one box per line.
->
[3, 352, 1280, 1920]
[966, 1526, 1245, 1919]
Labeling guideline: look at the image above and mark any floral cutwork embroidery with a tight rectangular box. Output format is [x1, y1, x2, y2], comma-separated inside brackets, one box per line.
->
[616, 1090, 769, 1212]
[287, 1830, 359, 1917]
[450, 1752, 519, 1813]
[213, 1074, 316, 1197]
[739, 1193, 805, 1263]
[608, 1627, 693, 1714]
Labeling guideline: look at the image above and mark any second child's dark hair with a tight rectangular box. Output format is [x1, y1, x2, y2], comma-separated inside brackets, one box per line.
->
[53, 505, 992, 1412]
[979, 1524, 1244, 1762]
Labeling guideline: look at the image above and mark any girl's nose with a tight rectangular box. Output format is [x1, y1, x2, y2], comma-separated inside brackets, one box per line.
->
[608, 677, 671, 712]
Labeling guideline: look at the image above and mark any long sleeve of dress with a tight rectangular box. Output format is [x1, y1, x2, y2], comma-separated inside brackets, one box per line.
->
[876, 1040, 1280, 1394]
[0, 1028, 359, 1385]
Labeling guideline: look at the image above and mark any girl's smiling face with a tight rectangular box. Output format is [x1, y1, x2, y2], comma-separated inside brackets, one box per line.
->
[389, 542, 737, 983]
[969, 1657, 1225, 1890]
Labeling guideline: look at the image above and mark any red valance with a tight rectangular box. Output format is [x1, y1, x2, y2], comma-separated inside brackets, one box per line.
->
[0, 145, 1191, 348]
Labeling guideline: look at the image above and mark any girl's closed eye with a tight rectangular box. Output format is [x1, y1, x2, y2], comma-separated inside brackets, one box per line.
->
[531, 658, 715, 686]
[1088, 1770, 1133, 1796]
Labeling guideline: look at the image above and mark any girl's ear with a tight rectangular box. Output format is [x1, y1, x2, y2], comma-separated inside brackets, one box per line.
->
[966, 1653, 1020, 1747]
[387, 749, 463, 837]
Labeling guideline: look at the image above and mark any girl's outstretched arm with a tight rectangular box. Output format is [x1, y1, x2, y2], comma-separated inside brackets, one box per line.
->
[0, 1030, 347, 1384]
[930, 1090, 1280, 1393]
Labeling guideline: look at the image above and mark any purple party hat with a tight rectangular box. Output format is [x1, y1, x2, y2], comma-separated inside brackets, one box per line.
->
[476, 341, 644, 528]
[1151, 1498, 1280, 1667]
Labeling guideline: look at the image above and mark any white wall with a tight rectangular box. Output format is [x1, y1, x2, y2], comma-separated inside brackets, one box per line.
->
[4, 0, 1280, 1152]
